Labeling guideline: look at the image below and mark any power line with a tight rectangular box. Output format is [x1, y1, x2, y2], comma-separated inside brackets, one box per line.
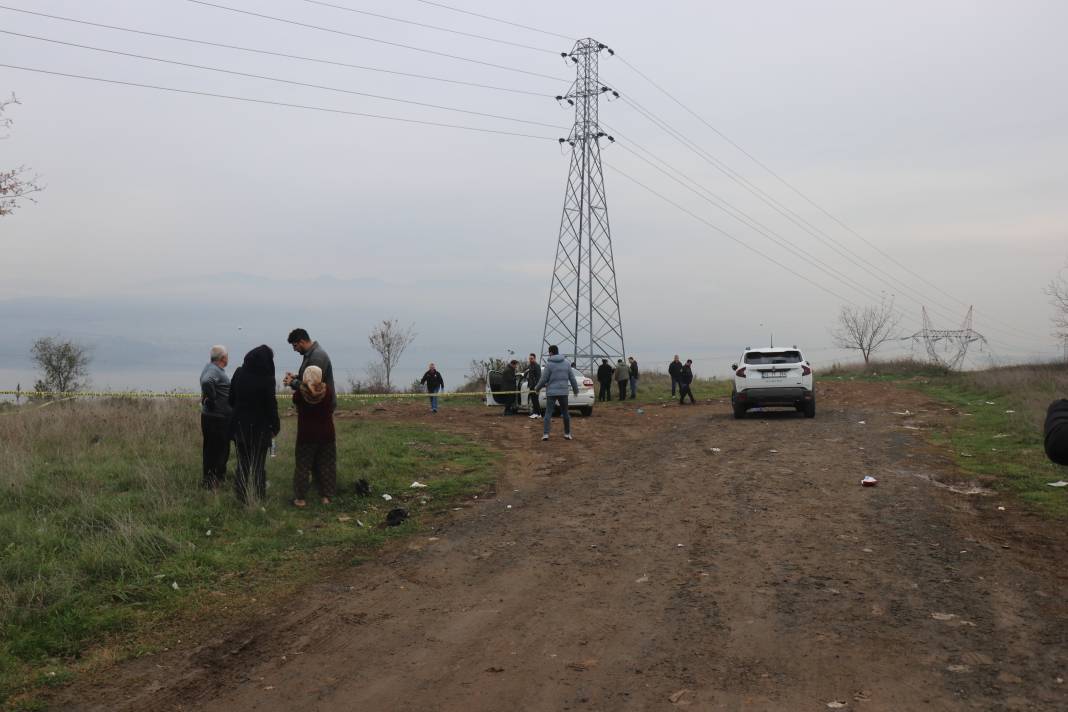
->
[409, 0, 575, 42]
[614, 55, 1047, 343]
[184, 0, 564, 82]
[0, 5, 551, 97]
[612, 90, 1041, 344]
[295, 0, 557, 53]
[605, 163, 856, 305]
[607, 130, 887, 307]
[1, 30, 566, 129]
[0, 63, 558, 140]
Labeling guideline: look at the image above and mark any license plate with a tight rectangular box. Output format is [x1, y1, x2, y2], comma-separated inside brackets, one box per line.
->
[761, 370, 787, 379]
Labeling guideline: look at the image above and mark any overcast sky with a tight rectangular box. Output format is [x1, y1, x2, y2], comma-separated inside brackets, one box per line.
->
[2, 0, 1066, 390]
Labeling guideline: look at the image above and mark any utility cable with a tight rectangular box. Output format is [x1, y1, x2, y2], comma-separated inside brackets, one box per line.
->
[295, 0, 557, 53]
[1, 30, 566, 129]
[0, 63, 559, 140]
[613, 91, 1040, 343]
[606, 130, 892, 307]
[0, 5, 551, 97]
[409, 0, 575, 42]
[604, 163, 857, 305]
[614, 55, 1046, 343]
[184, 0, 564, 81]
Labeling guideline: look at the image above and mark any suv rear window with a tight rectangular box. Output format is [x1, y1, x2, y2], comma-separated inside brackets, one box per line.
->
[744, 351, 802, 365]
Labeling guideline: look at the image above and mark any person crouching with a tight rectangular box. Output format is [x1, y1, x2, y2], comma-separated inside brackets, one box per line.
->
[292, 365, 337, 507]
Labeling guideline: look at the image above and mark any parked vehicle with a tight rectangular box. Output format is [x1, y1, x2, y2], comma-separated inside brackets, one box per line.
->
[731, 347, 815, 418]
[485, 366, 596, 416]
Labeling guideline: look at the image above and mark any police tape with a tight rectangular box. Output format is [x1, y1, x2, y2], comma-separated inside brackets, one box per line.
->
[0, 389, 527, 401]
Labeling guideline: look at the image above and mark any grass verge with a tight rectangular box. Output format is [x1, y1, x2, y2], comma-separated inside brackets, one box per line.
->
[0, 399, 497, 706]
[827, 359, 1068, 517]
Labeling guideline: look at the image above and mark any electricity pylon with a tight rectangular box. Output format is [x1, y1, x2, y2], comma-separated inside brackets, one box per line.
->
[909, 306, 988, 370]
[540, 38, 625, 374]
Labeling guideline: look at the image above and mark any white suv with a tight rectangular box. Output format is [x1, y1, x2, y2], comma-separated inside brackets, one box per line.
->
[731, 347, 815, 419]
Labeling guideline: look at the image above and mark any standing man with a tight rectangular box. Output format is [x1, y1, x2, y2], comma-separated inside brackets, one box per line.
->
[679, 359, 696, 404]
[596, 358, 613, 402]
[199, 345, 232, 490]
[628, 356, 640, 399]
[613, 359, 629, 402]
[534, 344, 579, 441]
[284, 329, 335, 411]
[525, 353, 543, 419]
[668, 355, 683, 397]
[501, 359, 520, 415]
[420, 363, 445, 413]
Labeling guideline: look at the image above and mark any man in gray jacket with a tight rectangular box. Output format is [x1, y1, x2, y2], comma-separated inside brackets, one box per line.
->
[533, 344, 579, 441]
[199, 344, 232, 489]
[284, 328, 336, 411]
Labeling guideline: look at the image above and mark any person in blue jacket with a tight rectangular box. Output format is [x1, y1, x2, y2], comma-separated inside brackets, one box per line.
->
[533, 344, 579, 441]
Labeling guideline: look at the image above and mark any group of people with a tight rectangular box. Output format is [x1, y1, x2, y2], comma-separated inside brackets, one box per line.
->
[594, 356, 640, 401]
[199, 328, 337, 507]
[667, 355, 697, 404]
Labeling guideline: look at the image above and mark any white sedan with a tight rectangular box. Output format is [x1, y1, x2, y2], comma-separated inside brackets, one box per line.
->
[485, 367, 596, 416]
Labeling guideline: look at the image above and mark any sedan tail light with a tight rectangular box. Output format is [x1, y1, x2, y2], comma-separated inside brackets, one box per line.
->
[582, 378, 594, 387]
[735, 367, 747, 377]
[802, 364, 812, 376]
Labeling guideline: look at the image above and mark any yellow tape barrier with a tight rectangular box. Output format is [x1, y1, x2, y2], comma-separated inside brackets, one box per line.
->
[0, 389, 523, 401]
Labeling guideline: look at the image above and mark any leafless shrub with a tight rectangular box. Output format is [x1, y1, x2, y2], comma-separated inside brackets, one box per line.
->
[367, 319, 416, 391]
[1044, 262, 1068, 339]
[1, 93, 43, 216]
[831, 299, 902, 365]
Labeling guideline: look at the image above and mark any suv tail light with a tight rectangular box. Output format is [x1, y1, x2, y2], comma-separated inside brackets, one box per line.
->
[735, 367, 747, 377]
[582, 378, 594, 387]
[802, 364, 812, 376]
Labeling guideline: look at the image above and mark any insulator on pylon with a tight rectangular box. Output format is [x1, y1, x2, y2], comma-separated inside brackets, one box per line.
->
[612, 91, 620, 98]
[566, 99, 574, 106]
[555, 95, 564, 101]
[607, 48, 615, 56]
[598, 43, 606, 49]
[558, 138, 566, 144]
[560, 52, 568, 58]
[571, 57, 578, 64]
[607, 135, 615, 142]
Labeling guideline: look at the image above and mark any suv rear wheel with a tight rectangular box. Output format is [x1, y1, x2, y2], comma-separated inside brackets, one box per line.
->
[803, 395, 816, 419]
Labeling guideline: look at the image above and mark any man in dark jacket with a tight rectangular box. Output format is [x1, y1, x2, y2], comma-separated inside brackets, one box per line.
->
[668, 355, 683, 397]
[1044, 399, 1068, 465]
[596, 358, 613, 402]
[501, 359, 520, 415]
[199, 345, 232, 489]
[525, 353, 543, 418]
[678, 359, 696, 404]
[420, 363, 445, 413]
[628, 356, 639, 399]
[284, 328, 335, 411]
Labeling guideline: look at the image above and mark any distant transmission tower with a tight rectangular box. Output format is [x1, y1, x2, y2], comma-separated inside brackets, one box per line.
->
[910, 306, 988, 370]
[540, 38, 625, 374]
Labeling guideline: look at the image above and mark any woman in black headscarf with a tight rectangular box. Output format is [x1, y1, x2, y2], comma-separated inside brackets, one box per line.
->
[228, 344, 280, 503]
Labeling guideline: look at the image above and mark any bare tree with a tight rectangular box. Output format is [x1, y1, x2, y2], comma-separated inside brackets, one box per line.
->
[457, 357, 507, 392]
[1044, 262, 1068, 339]
[31, 337, 91, 394]
[367, 319, 416, 391]
[831, 299, 901, 365]
[1, 94, 43, 217]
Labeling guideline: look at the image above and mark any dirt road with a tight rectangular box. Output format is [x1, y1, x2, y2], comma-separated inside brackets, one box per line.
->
[61, 382, 1068, 711]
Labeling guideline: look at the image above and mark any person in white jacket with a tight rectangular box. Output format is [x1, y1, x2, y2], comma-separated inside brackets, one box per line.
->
[533, 344, 579, 441]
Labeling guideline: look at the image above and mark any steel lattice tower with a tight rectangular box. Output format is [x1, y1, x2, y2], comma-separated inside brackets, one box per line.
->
[540, 38, 625, 374]
[909, 306, 988, 370]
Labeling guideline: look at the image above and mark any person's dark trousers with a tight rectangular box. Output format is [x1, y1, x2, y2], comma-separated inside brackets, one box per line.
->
[598, 382, 611, 402]
[529, 391, 542, 415]
[679, 384, 695, 404]
[543, 394, 570, 436]
[617, 381, 627, 401]
[503, 395, 517, 415]
[234, 427, 270, 504]
[629, 376, 638, 399]
[200, 414, 230, 488]
[671, 378, 679, 397]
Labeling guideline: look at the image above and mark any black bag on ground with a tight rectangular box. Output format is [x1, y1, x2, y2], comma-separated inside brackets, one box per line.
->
[1043, 399, 1068, 465]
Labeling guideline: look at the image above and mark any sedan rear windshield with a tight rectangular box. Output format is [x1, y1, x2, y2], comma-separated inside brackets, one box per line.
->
[744, 350, 802, 365]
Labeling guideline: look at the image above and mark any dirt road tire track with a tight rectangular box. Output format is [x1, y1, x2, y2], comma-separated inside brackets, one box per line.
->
[57, 383, 1068, 711]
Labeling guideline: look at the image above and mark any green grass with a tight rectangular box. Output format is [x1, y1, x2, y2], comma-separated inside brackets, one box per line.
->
[0, 400, 497, 705]
[827, 358, 1068, 518]
[610, 371, 732, 405]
